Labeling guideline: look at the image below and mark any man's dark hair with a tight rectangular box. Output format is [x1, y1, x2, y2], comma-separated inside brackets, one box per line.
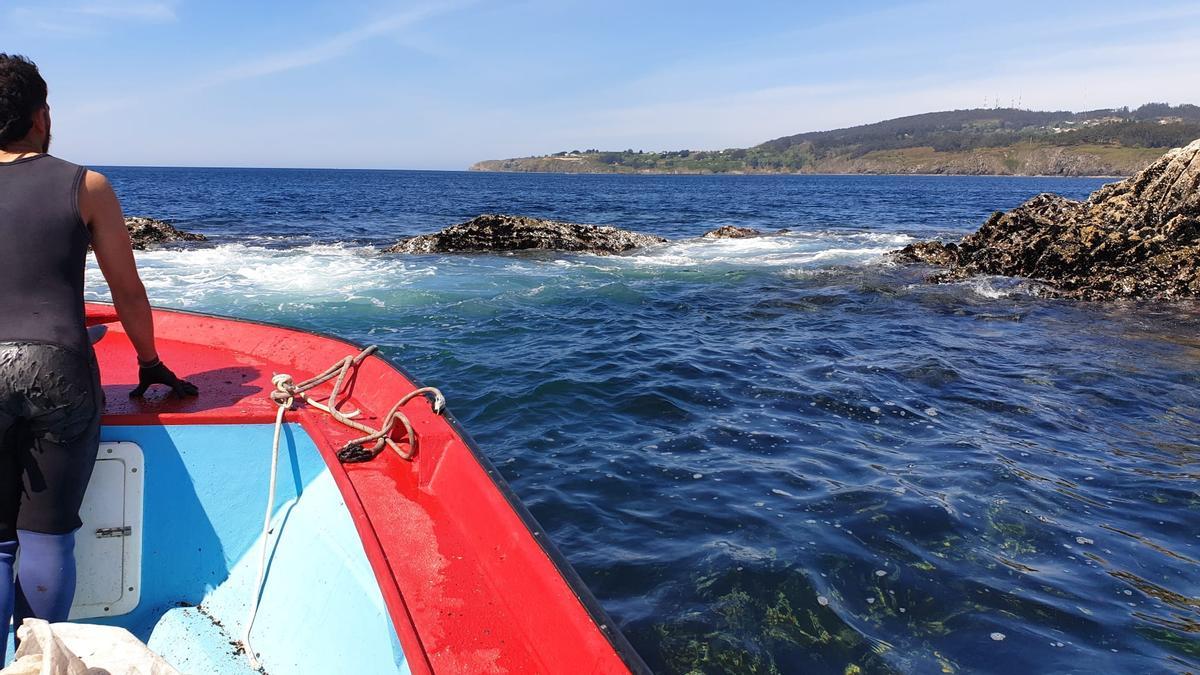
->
[0, 54, 47, 148]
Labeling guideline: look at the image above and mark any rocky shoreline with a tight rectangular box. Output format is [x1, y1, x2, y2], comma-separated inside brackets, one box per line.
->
[124, 216, 207, 250]
[702, 225, 762, 239]
[381, 216, 794, 254]
[893, 139, 1200, 300]
[122, 210, 790, 258]
[124, 138, 1200, 302]
[384, 213, 667, 255]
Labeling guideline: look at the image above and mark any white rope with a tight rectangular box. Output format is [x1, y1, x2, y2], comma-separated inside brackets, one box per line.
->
[242, 376, 291, 670]
[241, 350, 445, 669]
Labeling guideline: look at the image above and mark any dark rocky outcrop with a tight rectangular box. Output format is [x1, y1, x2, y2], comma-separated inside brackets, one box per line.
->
[894, 139, 1200, 300]
[702, 225, 762, 239]
[125, 216, 207, 250]
[385, 214, 666, 255]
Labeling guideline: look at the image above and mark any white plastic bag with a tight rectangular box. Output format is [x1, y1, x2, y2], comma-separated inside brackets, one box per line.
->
[2, 619, 179, 675]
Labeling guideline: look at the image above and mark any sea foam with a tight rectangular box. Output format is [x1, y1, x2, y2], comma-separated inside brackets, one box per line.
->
[86, 230, 911, 310]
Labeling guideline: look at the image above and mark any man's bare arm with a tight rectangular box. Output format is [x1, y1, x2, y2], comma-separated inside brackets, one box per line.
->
[82, 171, 198, 398]
[81, 170, 159, 363]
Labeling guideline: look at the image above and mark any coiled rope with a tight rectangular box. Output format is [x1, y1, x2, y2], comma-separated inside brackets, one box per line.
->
[269, 345, 445, 462]
[243, 345, 445, 669]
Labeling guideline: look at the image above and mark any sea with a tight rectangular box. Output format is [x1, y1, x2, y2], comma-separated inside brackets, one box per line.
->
[91, 168, 1200, 674]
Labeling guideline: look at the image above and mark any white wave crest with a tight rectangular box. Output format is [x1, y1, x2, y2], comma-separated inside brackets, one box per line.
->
[85, 243, 432, 309]
[957, 276, 1049, 300]
[83, 230, 915, 310]
[964, 278, 1012, 299]
[619, 230, 913, 269]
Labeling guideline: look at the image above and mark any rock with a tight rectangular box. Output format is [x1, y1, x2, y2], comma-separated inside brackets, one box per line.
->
[702, 225, 762, 239]
[124, 216, 207, 250]
[893, 240, 961, 267]
[892, 138, 1200, 300]
[385, 214, 666, 255]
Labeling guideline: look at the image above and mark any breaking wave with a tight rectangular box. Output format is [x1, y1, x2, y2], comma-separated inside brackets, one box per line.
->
[84, 230, 914, 309]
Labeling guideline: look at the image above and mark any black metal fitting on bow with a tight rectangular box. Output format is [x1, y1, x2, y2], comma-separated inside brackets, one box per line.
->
[337, 442, 382, 463]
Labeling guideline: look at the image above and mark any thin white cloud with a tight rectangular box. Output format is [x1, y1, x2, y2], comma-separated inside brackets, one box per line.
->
[190, 2, 469, 90]
[9, 1, 176, 35]
[76, 2, 177, 21]
[71, 2, 470, 116]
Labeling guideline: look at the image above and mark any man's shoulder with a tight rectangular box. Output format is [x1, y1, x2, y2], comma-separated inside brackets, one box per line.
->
[70, 163, 112, 195]
[42, 154, 86, 173]
[34, 155, 97, 189]
[73, 163, 118, 223]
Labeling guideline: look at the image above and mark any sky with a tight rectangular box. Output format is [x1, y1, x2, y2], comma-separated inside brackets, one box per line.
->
[6, 0, 1200, 169]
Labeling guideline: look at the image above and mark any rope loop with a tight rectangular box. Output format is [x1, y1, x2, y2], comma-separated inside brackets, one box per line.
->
[266, 346, 445, 463]
[270, 373, 296, 407]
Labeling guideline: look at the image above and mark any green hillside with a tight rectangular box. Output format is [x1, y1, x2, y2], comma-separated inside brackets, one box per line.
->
[472, 103, 1200, 176]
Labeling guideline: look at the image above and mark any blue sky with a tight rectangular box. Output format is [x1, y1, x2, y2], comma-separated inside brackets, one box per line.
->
[7, 0, 1200, 169]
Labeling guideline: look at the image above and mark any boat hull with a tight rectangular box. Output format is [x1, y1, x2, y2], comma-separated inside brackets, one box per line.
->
[72, 302, 644, 673]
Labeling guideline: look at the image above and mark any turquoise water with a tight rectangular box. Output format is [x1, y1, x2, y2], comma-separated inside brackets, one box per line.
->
[91, 169, 1200, 674]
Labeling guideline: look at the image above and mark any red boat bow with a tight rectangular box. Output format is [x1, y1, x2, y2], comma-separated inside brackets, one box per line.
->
[87, 302, 645, 674]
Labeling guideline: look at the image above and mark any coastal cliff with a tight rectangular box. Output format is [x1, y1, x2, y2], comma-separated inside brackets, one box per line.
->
[472, 104, 1199, 177]
[893, 138, 1200, 300]
[472, 144, 1164, 177]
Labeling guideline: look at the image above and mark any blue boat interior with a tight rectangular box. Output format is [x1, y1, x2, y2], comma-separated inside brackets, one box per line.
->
[5, 423, 410, 674]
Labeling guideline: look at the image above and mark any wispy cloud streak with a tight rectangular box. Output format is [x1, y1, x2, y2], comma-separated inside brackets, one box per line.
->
[75, 1, 176, 21]
[9, 1, 176, 35]
[72, 2, 469, 116]
[190, 3, 467, 90]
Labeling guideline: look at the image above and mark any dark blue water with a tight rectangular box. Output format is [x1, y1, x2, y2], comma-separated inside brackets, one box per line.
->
[94, 168, 1200, 674]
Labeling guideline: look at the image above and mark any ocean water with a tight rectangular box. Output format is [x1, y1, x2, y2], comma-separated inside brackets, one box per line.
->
[92, 168, 1199, 674]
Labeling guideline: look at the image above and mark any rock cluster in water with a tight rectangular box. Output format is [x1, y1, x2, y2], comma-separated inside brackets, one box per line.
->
[384, 213, 667, 255]
[894, 138, 1200, 300]
[125, 216, 207, 250]
[702, 225, 762, 239]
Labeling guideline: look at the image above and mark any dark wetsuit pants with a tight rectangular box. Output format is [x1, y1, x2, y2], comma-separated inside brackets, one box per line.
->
[0, 342, 102, 538]
[0, 342, 102, 652]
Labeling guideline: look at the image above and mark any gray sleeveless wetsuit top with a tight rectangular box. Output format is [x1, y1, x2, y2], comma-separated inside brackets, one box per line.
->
[0, 154, 90, 354]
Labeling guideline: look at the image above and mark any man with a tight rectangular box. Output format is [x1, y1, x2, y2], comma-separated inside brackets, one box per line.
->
[0, 53, 197, 657]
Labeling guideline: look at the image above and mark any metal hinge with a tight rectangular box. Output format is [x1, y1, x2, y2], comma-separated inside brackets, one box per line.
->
[95, 526, 132, 539]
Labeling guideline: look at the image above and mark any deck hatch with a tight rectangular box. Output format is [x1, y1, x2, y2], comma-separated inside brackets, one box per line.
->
[70, 441, 144, 619]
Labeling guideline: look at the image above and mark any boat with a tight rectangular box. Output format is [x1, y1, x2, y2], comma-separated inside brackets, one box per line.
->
[9, 301, 647, 673]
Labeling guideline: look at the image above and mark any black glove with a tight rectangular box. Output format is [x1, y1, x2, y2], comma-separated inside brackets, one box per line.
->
[129, 358, 199, 398]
